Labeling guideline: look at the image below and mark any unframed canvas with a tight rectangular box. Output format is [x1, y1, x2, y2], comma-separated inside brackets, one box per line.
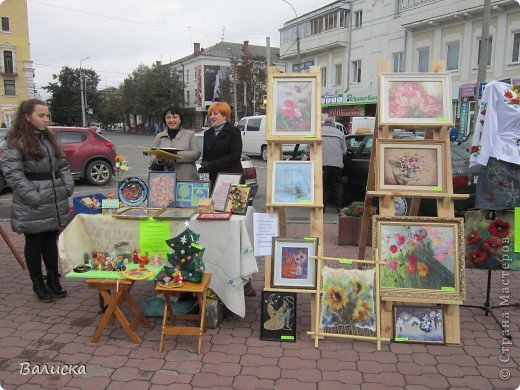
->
[260, 291, 297, 342]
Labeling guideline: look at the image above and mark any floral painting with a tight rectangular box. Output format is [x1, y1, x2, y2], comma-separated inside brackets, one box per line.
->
[320, 267, 375, 332]
[394, 306, 444, 344]
[465, 210, 520, 270]
[377, 141, 445, 192]
[379, 73, 452, 126]
[270, 77, 317, 137]
[376, 216, 465, 301]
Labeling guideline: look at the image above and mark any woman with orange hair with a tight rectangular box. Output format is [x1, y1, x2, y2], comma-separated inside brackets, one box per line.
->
[198, 102, 243, 185]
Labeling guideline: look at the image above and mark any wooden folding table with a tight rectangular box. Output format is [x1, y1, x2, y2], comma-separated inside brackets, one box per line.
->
[86, 278, 150, 344]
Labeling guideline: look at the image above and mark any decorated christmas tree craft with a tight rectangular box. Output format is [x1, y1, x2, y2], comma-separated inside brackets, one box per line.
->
[165, 224, 205, 283]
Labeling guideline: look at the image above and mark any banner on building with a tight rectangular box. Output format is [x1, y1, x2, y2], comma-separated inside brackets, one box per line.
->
[204, 65, 228, 107]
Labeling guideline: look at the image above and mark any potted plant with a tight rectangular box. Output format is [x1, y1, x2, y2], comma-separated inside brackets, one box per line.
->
[338, 201, 374, 246]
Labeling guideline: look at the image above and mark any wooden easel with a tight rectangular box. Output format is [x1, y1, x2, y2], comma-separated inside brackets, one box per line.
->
[0, 225, 26, 270]
[359, 61, 468, 344]
[263, 66, 324, 334]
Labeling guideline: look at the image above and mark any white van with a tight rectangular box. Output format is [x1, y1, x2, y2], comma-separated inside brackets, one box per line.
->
[237, 115, 299, 160]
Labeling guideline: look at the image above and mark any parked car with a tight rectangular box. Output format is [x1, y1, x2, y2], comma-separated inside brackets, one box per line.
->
[342, 133, 480, 216]
[194, 130, 258, 204]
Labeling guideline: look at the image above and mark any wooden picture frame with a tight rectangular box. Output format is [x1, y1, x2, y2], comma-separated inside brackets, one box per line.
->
[393, 305, 445, 344]
[379, 73, 453, 126]
[153, 208, 196, 220]
[267, 74, 320, 139]
[271, 237, 318, 290]
[112, 207, 162, 219]
[224, 184, 251, 215]
[272, 161, 314, 205]
[211, 173, 242, 211]
[147, 171, 176, 208]
[175, 181, 211, 208]
[376, 140, 447, 193]
[196, 212, 232, 221]
[260, 290, 297, 342]
[374, 216, 465, 303]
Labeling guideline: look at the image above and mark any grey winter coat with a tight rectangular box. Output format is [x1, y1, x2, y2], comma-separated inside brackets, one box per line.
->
[1, 131, 74, 234]
[152, 128, 201, 181]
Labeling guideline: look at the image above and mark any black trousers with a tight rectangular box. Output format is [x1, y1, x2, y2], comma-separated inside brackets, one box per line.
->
[323, 165, 344, 209]
[24, 230, 60, 277]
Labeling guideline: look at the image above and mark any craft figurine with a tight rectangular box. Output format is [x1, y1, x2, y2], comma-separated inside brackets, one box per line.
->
[172, 265, 183, 284]
[133, 248, 139, 264]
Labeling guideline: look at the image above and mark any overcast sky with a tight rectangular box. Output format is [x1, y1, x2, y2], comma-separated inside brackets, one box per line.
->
[28, 0, 328, 96]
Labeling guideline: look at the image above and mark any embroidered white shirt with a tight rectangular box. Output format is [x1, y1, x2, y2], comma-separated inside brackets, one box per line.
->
[469, 80, 520, 167]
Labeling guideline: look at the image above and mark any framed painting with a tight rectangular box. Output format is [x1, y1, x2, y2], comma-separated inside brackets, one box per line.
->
[211, 173, 242, 211]
[175, 181, 211, 208]
[379, 73, 453, 126]
[320, 267, 376, 332]
[224, 184, 251, 215]
[153, 208, 196, 220]
[268, 76, 319, 139]
[393, 305, 445, 344]
[147, 171, 176, 208]
[374, 216, 465, 302]
[271, 237, 318, 290]
[272, 161, 314, 205]
[112, 207, 162, 219]
[196, 212, 232, 220]
[260, 290, 297, 342]
[376, 140, 446, 193]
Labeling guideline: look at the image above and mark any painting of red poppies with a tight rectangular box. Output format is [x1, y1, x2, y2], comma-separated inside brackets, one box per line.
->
[270, 77, 317, 138]
[375, 216, 465, 302]
[271, 237, 318, 290]
[465, 210, 520, 270]
[379, 73, 453, 126]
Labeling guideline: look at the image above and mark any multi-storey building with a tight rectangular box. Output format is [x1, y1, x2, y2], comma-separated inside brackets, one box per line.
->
[279, 0, 519, 136]
[0, 0, 35, 127]
[168, 41, 280, 129]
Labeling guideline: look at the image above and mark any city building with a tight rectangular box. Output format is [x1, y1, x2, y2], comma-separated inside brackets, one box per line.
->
[0, 0, 35, 127]
[279, 0, 519, 136]
[168, 41, 281, 130]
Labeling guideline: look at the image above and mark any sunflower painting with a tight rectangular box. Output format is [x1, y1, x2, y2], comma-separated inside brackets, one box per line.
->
[320, 267, 375, 331]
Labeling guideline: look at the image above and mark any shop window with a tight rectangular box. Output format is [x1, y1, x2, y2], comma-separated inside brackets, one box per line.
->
[352, 60, 361, 83]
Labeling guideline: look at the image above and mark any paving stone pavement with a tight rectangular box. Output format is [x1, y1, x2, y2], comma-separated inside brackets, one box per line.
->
[0, 219, 519, 389]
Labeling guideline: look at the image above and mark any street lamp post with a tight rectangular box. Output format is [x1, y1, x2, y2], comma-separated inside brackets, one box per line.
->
[281, 0, 301, 71]
[79, 56, 90, 127]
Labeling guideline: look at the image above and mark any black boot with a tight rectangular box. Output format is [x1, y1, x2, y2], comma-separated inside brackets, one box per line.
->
[46, 271, 67, 298]
[31, 275, 53, 302]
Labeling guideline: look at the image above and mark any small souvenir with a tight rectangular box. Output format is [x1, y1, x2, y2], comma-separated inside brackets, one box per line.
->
[133, 248, 139, 264]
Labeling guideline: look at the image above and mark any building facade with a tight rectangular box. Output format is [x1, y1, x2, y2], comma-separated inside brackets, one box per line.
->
[279, 0, 519, 135]
[168, 41, 280, 130]
[0, 0, 35, 127]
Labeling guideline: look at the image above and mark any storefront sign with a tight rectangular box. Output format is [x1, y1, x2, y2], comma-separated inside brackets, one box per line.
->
[322, 93, 377, 107]
[325, 105, 365, 117]
[460, 83, 476, 98]
[459, 100, 468, 134]
[292, 60, 315, 72]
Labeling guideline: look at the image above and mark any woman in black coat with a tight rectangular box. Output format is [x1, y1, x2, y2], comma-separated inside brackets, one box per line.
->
[199, 102, 243, 185]
[1, 99, 74, 302]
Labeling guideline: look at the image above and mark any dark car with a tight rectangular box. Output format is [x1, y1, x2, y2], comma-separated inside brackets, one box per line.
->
[342, 133, 480, 216]
[0, 126, 116, 193]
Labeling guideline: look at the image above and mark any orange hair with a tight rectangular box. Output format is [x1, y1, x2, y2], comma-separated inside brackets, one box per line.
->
[208, 101, 231, 119]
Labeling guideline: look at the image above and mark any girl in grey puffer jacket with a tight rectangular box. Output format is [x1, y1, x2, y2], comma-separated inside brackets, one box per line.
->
[1, 99, 74, 302]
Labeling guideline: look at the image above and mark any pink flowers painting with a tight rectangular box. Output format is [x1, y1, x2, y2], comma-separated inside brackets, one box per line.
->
[388, 81, 443, 119]
[380, 74, 451, 126]
[274, 80, 314, 134]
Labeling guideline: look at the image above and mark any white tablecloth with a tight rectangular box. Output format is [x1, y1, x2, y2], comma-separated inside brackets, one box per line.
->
[59, 208, 258, 317]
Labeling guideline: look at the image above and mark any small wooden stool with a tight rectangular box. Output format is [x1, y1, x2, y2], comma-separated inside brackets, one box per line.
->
[155, 273, 212, 354]
[86, 278, 150, 344]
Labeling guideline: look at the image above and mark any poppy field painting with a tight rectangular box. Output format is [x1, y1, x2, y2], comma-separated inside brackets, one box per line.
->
[375, 216, 465, 302]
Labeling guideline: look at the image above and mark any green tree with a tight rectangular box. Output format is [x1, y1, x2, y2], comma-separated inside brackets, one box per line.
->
[44, 66, 100, 125]
[229, 55, 267, 118]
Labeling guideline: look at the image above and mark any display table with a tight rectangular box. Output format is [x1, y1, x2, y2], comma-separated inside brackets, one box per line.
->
[156, 273, 212, 354]
[59, 208, 257, 317]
